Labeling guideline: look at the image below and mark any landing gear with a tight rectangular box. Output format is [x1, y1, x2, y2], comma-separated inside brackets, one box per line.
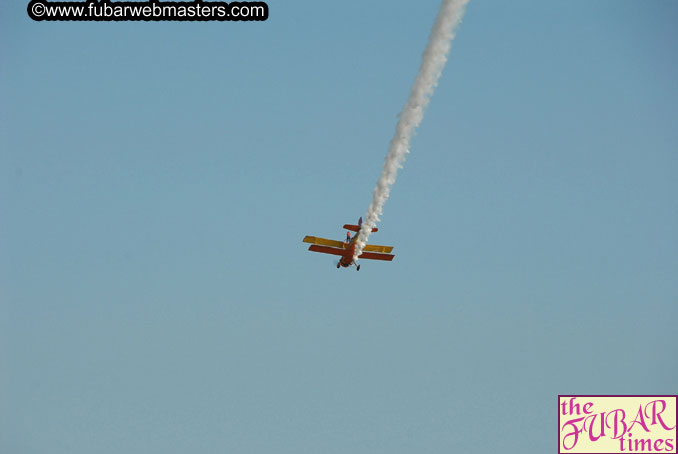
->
[356, 264, 361, 271]
[337, 262, 341, 269]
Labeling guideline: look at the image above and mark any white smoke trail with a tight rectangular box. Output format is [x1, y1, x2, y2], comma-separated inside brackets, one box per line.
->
[353, 0, 469, 261]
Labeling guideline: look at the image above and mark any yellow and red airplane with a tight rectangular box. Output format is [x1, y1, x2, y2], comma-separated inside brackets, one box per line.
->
[303, 217, 394, 270]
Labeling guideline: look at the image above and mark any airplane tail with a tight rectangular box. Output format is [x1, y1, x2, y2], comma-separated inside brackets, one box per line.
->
[344, 217, 377, 233]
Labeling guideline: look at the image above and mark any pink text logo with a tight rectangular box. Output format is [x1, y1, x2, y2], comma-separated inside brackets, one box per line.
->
[559, 395, 677, 453]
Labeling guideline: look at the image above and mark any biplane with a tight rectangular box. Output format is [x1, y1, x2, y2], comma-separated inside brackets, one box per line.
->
[303, 217, 394, 270]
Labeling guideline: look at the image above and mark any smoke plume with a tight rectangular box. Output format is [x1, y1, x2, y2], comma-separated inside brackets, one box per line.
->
[354, 0, 469, 261]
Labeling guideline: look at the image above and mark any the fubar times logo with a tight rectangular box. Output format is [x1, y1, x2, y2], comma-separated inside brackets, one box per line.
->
[559, 395, 677, 453]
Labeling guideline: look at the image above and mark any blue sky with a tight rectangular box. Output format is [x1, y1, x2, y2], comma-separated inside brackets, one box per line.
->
[2, 1, 677, 452]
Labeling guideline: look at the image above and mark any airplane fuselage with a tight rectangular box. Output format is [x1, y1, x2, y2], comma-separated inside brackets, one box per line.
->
[339, 236, 358, 267]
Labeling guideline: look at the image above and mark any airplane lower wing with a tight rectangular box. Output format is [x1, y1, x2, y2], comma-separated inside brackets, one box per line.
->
[358, 251, 395, 261]
[308, 245, 345, 256]
[308, 245, 394, 261]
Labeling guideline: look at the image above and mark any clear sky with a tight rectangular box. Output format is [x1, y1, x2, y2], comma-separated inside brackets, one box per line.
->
[2, 1, 677, 452]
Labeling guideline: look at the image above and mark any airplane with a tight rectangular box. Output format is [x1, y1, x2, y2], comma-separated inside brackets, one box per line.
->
[303, 217, 394, 270]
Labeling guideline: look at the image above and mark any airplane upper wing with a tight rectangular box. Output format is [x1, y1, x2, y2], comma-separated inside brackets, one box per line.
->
[363, 244, 394, 254]
[303, 236, 347, 249]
